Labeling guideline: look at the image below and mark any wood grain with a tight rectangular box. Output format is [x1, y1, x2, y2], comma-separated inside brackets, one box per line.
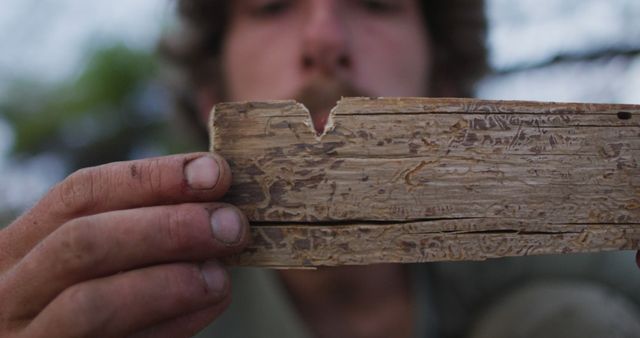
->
[209, 97, 640, 268]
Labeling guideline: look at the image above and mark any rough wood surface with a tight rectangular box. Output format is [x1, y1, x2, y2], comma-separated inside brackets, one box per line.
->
[210, 97, 640, 268]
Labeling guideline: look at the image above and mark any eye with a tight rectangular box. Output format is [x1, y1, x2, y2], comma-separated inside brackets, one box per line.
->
[358, 0, 401, 14]
[249, 0, 293, 18]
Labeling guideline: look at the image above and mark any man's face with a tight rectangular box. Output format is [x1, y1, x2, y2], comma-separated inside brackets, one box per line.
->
[220, 0, 432, 132]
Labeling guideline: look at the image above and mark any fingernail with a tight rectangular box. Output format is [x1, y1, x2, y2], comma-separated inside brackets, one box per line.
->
[201, 261, 227, 293]
[210, 207, 245, 245]
[185, 156, 220, 189]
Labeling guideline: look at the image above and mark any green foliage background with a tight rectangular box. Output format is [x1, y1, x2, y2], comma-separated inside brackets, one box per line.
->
[0, 43, 201, 225]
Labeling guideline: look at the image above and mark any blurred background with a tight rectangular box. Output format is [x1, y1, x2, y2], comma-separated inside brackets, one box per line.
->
[0, 0, 639, 225]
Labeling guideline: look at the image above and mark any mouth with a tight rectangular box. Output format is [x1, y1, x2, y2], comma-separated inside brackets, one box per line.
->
[309, 108, 331, 135]
[294, 76, 366, 136]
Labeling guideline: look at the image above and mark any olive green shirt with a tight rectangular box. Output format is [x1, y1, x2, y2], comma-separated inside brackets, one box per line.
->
[197, 252, 640, 338]
[198, 264, 437, 338]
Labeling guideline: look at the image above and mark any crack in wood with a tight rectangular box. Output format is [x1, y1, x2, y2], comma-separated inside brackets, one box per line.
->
[251, 216, 488, 227]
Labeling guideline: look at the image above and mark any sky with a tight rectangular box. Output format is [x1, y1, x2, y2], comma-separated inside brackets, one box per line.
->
[480, 0, 640, 104]
[487, 0, 640, 70]
[0, 0, 639, 212]
[0, 0, 172, 86]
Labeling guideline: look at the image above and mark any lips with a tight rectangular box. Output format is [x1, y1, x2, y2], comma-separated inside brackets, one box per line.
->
[309, 108, 330, 135]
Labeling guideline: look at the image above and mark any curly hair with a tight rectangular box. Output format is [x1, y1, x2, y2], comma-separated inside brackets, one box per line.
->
[160, 0, 489, 140]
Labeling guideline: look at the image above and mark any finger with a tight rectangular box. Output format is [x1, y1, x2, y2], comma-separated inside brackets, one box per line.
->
[130, 302, 229, 338]
[4, 203, 249, 318]
[23, 262, 231, 338]
[1, 152, 232, 265]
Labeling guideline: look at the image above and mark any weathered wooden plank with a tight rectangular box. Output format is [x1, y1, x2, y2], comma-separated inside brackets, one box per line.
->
[210, 97, 640, 267]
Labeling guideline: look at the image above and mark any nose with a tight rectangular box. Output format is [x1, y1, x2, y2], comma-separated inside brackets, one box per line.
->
[301, 1, 351, 76]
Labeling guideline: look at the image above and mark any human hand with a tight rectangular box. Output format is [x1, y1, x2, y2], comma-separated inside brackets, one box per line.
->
[0, 153, 250, 337]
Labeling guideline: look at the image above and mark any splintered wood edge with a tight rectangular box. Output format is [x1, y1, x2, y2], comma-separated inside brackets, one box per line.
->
[331, 97, 640, 115]
[209, 99, 338, 146]
[209, 97, 640, 147]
